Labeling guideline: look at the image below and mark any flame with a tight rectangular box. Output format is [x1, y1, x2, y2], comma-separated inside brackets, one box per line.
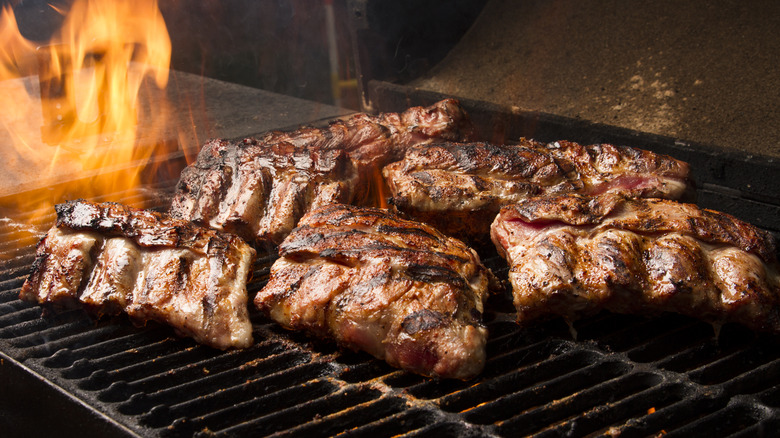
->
[0, 6, 36, 79]
[371, 165, 390, 210]
[0, 0, 174, 224]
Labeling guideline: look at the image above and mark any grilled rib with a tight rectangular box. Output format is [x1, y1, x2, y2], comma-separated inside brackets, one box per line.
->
[383, 139, 691, 243]
[254, 204, 493, 379]
[20, 200, 256, 350]
[170, 99, 475, 248]
[490, 193, 780, 333]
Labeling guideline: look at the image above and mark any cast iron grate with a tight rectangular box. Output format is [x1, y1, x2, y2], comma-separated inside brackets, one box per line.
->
[1, 178, 779, 437]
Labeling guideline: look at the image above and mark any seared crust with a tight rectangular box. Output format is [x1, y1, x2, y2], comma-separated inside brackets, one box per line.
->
[497, 194, 777, 263]
[170, 99, 475, 247]
[491, 193, 780, 333]
[53, 199, 247, 251]
[170, 139, 359, 247]
[384, 139, 691, 242]
[20, 200, 256, 350]
[255, 204, 491, 380]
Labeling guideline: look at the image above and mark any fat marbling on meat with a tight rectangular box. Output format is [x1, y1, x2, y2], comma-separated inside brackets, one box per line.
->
[384, 139, 691, 243]
[20, 200, 256, 350]
[490, 192, 780, 333]
[255, 203, 493, 379]
[170, 99, 475, 248]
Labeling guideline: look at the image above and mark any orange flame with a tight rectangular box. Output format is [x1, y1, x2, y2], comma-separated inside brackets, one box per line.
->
[371, 165, 390, 209]
[0, 6, 36, 79]
[0, 0, 174, 221]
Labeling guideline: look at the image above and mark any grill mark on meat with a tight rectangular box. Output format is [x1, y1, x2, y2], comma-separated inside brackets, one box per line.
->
[404, 264, 469, 288]
[81, 238, 140, 315]
[310, 243, 472, 267]
[317, 248, 360, 267]
[304, 203, 396, 225]
[402, 309, 448, 335]
[375, 224, 439, 241]
[469, 175, 491, 192]
[491, 193, 780, 333]
[353, 241, 472, 264]
[281, 214, 474, 265]
[279, 231, 326, 256]
[338, 271, 392, 306]
[221, 166, 274, 239]
[590, 230, 644, 292]
[255, 204, 492, 379]
[20, 200, 256, 350]
[259, 175, 310, 243]
[410, 171, 435, 185]
[286, 264, 322, 299]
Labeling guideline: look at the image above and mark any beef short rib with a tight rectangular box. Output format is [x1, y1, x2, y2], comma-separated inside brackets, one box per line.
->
[384, 139, 691, 243]
[20, 200, 256, 350]
[255, 203, 493, 379]
[491, 193, 780, 333]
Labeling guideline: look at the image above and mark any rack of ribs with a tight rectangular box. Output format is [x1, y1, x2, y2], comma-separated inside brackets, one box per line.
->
[383, 139, 691, 243]
[169, 99, 476, 248]
[20, 200, 256, 350]
[254, 203, 493, 379]
[490, 193, 780, 333]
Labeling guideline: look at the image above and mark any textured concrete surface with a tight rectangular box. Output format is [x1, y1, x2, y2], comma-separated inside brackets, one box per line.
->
[412, 0, 780, 157]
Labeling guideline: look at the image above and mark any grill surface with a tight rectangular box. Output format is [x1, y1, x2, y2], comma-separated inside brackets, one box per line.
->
[2, 107, 780, 437]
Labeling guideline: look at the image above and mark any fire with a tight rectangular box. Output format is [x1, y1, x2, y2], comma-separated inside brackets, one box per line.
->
[0, 5, 36, 79]
[372, 165, 390, 209]
[0, 0, 173, 220]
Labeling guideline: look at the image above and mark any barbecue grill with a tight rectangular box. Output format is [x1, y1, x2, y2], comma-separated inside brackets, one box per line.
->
[2, 1, 780, 437]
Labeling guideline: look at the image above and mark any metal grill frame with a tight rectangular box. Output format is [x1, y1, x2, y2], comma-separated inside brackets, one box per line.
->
[2, 102, 780, 437]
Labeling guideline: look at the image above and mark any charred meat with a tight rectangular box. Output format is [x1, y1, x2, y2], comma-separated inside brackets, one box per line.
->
[384, 139, 691, 243]
[20, 200, 256, 350]
[170, 139, 360, 248]
[170, 99, 475, 247]
[490, 193, 780, 333]
[254, 204, 492, 379]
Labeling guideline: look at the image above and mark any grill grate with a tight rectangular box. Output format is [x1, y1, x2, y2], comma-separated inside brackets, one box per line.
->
[1, 173, 780, 437]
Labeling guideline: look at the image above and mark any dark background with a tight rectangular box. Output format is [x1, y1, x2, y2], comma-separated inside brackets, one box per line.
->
[4, 0, 361, 108]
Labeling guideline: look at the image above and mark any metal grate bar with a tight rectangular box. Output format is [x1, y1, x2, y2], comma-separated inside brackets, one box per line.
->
[337, 408, 442, 437]
[151, 377, 340, 433]
[215, 385, 385, 436]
